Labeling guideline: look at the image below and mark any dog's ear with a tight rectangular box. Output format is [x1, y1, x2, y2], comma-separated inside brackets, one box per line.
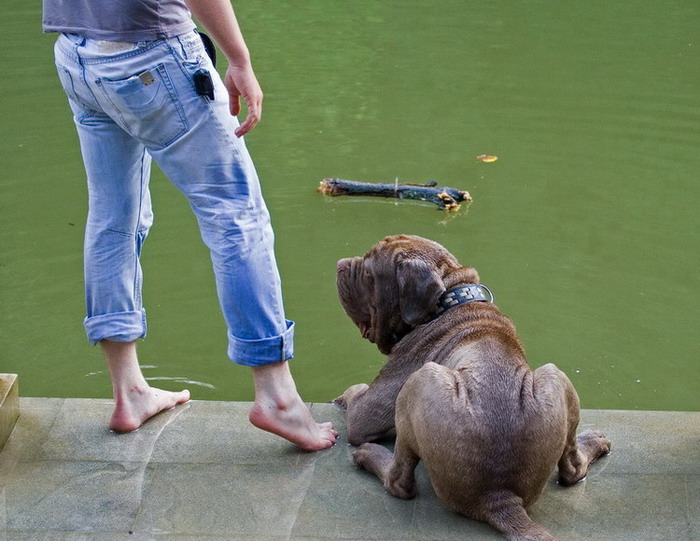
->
[397, 258, 445, 326]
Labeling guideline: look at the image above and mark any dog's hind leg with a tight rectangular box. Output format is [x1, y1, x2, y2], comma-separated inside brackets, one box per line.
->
[353, 436, 419, 499]
[558, 426, 612, 486]
[560, 429, 612, 483]
[351, 366, 439, 499]
[538, 365, 612, 486]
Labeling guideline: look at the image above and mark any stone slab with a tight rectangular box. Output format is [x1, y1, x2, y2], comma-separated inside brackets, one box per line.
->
[0, 398, 697, 540]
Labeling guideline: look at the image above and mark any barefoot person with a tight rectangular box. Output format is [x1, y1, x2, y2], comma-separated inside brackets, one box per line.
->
[43, 0, 337, 450]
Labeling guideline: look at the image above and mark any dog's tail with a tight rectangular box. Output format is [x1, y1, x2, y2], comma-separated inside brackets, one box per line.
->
[482, 491, 557, 541]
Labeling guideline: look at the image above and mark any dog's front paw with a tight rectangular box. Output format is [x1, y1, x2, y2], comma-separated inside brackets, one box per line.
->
[578, 429, 612, 462]
[352, 442, 378, 469]
[352, 442, 394, 469]
[333, 383, 370, 409]
[354, 443, 417, 499]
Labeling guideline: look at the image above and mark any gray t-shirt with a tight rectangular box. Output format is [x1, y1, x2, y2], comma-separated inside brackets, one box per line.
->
[42, 0, 195, 42]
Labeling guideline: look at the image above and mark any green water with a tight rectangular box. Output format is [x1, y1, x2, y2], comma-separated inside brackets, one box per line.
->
[1, 1, 698, 411]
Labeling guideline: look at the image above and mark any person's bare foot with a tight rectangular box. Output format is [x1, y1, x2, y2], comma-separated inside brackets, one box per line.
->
[100, 339, 190, 433]
[110, 384, 191, 433]
[249, 362, 338, 451]
[248, 396, 338, 451]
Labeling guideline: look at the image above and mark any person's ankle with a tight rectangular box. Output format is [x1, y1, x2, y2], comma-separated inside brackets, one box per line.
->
[113, 381, 150, 401]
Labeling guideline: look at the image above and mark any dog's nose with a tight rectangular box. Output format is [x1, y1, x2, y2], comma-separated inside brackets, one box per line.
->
[337, 259, 349, 273]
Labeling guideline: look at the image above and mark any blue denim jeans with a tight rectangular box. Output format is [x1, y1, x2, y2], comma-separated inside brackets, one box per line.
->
[53, 31, 294, 366]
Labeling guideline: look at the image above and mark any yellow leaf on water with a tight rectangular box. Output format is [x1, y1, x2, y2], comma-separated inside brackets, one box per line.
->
[476, 154, 498, 163]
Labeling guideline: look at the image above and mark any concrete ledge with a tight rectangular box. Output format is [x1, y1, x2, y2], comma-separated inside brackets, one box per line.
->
[0, 374, 19, 451]
[0, 398, 698, 540]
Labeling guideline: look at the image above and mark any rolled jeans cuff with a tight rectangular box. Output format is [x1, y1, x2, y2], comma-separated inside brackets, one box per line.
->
[84, 309, 147, 345]
[228, 320, 295, 367]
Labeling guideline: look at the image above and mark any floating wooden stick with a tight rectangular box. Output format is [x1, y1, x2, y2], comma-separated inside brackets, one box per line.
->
[317, 178, 472, 211]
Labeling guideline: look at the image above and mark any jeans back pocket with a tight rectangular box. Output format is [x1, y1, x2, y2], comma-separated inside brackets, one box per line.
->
[97, 63, 188, 148]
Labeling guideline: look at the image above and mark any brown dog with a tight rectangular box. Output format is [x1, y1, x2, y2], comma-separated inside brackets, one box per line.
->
[335, 235, 610, 541]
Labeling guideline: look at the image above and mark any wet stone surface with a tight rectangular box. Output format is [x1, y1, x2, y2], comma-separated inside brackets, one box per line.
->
[0, 398, 698, 540]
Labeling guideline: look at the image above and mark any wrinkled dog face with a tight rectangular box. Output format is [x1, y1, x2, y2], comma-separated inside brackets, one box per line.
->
[336, 235, 476, 354]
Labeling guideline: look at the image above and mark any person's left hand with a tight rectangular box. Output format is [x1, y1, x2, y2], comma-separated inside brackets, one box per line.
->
[224, 63, 263, 137]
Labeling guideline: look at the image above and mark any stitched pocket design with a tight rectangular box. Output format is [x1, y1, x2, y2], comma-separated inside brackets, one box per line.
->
[98, 63, 188, 148]
[56, 65, 79, 102]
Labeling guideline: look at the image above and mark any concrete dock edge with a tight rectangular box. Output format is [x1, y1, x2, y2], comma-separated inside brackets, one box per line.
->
[0, 374, 19, 451]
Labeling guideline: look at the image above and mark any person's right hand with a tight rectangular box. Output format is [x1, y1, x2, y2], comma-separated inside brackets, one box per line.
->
[224, 63, 263, 137]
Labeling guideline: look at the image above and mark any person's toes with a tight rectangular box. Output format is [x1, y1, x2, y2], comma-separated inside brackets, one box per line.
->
[170, 389, 191, 407]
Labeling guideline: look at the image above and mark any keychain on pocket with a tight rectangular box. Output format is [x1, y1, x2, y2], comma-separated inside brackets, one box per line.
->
[194, 69, 215, 100]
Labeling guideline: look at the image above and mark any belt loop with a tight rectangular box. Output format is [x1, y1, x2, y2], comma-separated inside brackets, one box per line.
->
[73, 38, 83, 61]
[174, 34, 188, 60]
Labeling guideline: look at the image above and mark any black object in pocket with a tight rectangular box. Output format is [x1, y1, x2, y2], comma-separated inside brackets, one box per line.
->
[194, 69, 215, 100]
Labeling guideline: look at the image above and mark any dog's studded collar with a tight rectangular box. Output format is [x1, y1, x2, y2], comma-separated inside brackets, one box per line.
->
[428, 284, 494, 321]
